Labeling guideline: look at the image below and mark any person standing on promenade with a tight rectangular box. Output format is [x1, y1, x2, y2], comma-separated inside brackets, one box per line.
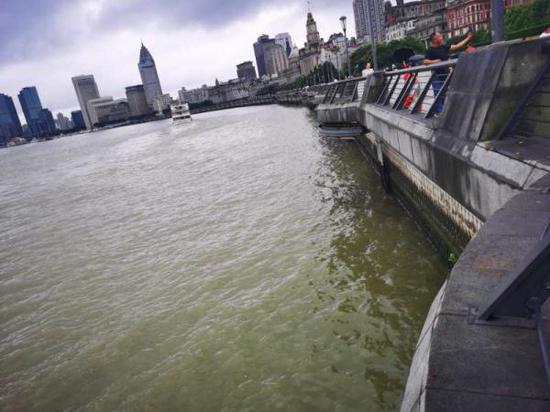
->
[362, 62, 374, 77]
[423, 31, 474, 114]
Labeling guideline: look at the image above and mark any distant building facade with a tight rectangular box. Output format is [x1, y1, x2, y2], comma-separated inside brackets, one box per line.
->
[179, 86, 210, 104]
[87, 96, 114, 127]
[445, 0, 533, 38]
[386, 0, 445, 25]
[138, 43, 163, 108]
[0, 93, 23, 145]
[299, 12, 323, 75]
[72, 74, 100, 130]
[93, 99, 129, 125]
[153, 93, 173, 113]
[71, 110, 86, 130]
[385, 20, 416, 41]
[353, 0, 386, 42]
[125, 85, 151, 118]
[208, 79, 250, 104]
[408, 8, 447, 42]
[236, 61, 257, 82]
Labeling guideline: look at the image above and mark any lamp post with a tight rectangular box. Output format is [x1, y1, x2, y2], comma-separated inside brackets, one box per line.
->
[366, 0, 379, 70]
[491, 0, 504, 42]
[340, 16, 351, 78]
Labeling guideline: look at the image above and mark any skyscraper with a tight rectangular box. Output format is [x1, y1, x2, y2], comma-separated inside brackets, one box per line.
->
[275, 33, 293, 56]
[138, 43, 163, 108]
[353, 0, 386, 42]
[72, 75, 100, 130]
[0, 93, 23, 145]
[264, 43, 289, 77]
[125, 85, 151, 118]
[56, 112, 72, 130]
[18, 86, 43, 137]
[71, 110, 86, 130]
[37, 109, 56, 136]
[253, 35, 276, 78]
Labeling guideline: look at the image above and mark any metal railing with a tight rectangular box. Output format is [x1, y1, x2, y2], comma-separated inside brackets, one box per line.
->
[320, 61, 457, 119]
[322, 77, 368, 105]
[375, 60, 457, 119]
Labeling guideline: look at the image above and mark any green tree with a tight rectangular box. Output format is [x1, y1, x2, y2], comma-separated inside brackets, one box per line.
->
[447, 29, 491, 48]
[505, 0, 550, 39]
[348, 37, 425, 72]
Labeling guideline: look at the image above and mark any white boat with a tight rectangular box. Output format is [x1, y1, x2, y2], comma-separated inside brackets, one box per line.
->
[171, 102, 192, 123]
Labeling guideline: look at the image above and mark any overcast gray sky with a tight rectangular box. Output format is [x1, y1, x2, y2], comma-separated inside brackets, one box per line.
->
[0, 0, 367, 117]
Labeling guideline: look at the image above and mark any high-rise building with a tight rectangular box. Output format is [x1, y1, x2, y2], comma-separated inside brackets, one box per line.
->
[72, 75, 100, 130]
[264, 43, 289, 77]
[253, 35, 276, 78]
[236, 61, 257, 82]
[18, 86, 43, 137]
[56, 112, 72, 130]
[71, 110, 86, 130]
[138, 43, 163, 108]
[0, 93, 23, 145]
[275, 33, 293, 56]
[353, 0, 386, 42]
[37, 109, 56, 136]
[125, 85, 151, 118]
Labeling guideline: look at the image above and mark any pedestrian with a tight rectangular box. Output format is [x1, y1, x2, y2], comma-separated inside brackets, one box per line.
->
[424, 30, 474, 114]
[362, 62, 374, 77]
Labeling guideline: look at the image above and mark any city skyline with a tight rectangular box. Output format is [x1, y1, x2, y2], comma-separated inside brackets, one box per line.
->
[0, 0, 367, 117]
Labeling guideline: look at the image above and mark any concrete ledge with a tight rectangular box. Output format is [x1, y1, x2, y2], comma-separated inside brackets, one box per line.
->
[316, 101, 361, 125]
[360, 103, 549, 220]
[401, 173, 550, 411]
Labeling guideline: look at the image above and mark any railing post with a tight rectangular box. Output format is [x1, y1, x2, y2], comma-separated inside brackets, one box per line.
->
[425, 72, 453, 119]
[383, 76, 400, 106]
[410, 72, 435, 115]
[393, 73, 416, 110]
[376, 75, 393, 104]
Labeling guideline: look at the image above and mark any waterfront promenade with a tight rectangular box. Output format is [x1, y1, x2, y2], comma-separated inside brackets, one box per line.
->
[316, 37, 550, 410]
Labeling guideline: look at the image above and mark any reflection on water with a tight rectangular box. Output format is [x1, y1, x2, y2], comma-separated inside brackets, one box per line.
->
[0, 106, 446, 411]
[311, 136, 446, 408]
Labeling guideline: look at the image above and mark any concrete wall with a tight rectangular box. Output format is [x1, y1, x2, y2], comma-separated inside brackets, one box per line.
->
[438, 39, 550, 143]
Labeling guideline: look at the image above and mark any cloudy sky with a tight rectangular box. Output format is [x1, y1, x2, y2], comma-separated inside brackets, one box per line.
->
[0, 0, 366, 118]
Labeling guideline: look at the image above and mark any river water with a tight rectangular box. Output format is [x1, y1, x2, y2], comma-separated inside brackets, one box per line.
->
[0, 106, 446, 411]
